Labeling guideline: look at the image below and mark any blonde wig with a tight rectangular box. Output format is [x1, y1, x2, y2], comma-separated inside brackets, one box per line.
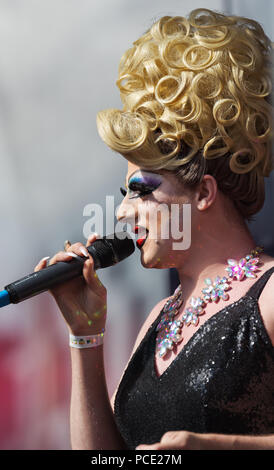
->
[97, 8, 273, 220]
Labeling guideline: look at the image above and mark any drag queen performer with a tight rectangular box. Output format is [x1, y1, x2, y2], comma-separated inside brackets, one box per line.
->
[35, 9, 274, 449]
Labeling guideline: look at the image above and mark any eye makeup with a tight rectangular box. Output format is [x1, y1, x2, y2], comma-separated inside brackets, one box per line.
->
[120, 170, 162, 199]
[120, 187, 127, 197]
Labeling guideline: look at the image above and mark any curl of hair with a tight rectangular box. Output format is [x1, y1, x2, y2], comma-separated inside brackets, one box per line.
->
[97, 8, 274, 220]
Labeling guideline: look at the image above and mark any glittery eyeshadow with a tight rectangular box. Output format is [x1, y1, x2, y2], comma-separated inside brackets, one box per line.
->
[127, 171, 162, 190]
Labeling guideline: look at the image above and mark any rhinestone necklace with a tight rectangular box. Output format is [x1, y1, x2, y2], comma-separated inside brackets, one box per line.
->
[156, 246, 264, 358]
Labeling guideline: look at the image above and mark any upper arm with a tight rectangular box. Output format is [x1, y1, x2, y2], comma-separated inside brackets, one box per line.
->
[110, 296, 169, 410]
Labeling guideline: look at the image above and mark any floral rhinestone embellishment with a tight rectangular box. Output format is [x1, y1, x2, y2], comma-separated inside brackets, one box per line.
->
[202, 276, 231, 302]
[156, 286, 184, 358]
[225, 257, 260, 281]
[156, 319, 184, 358]
[155, 246, 264, 358]
[181, 296, 205, 326]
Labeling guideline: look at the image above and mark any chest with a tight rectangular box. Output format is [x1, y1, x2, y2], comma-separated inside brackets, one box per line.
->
[115, 300, 274, 449]
[154, 281, 273, 378]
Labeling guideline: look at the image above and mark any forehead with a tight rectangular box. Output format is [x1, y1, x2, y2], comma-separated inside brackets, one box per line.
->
[127, 162, 141, 176]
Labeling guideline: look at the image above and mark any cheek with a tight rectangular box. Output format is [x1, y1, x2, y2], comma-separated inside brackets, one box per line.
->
[139, 201, 172, 240]
[136, 200, 155, 221]
[137, 192, 190, 237]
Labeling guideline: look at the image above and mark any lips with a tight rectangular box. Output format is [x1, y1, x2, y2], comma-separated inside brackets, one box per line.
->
[134, 225, 148, 249]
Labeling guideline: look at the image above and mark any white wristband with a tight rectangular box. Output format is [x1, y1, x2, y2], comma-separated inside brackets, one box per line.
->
[69, 331, 105, 349]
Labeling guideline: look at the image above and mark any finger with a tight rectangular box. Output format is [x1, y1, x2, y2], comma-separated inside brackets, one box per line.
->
[48, 250, 79, 266]
[156, 442, 182, 449]
[64, 240, 72, 251]
[161, 431, 180, 443]
[136, 444, 161, 450]
[63, 242, 89, 258]
[82, 257, 106, 293]
[137, 441, 180, 450]
[86, 232, 100, 247]
[160, 430, 190, 449]
[34, 256, 50, 272]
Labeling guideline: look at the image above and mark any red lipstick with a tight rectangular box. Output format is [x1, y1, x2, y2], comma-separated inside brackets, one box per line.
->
[134, 226, 147, 249]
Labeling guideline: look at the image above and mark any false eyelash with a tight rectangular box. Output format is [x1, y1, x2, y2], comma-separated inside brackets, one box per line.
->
[120, 182, 159, 199]
[120, 187, 127, 197]
[128, 181, 155, 194]
[129, 181, 160, 197]
[120, 184, 152, 198]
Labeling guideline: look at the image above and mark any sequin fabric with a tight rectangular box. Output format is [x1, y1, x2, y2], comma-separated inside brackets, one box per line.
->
[114, 267, 274, 449]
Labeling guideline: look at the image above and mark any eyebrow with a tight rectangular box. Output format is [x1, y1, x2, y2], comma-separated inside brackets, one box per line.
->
[125, 170, 138, 188]
[125, 170, 162, 188]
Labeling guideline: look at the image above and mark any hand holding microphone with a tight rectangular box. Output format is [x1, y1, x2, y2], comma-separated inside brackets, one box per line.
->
[34, 233, 108, 336]
[1, 232, 135, 336]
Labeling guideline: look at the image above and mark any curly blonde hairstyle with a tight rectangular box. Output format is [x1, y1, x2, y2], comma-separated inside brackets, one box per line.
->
[97, 8, 273, 220]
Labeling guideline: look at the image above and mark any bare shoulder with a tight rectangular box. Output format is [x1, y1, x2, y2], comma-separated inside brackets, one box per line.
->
[110, 295, 169, 410]
[258, 255, 274, 347]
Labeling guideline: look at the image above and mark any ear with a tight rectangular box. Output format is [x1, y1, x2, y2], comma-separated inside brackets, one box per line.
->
[196, 175, 218, 211]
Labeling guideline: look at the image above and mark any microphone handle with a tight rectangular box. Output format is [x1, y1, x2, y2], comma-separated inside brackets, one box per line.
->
[4, 244, 105, 304]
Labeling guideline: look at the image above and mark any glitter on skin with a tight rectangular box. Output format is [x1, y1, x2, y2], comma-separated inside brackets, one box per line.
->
[75, 310, 94, 327]
[93, 311, 102, 319]
[75, 310, 88, 318]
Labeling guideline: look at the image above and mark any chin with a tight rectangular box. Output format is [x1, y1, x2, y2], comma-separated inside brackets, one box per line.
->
[139, 239, 173, 269]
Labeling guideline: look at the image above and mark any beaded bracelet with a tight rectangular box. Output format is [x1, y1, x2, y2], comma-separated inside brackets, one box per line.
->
[69, 330, 105, 349]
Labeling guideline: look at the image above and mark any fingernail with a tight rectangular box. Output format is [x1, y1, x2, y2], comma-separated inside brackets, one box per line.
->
[89, 232, 99, 239]
[80, 246, 89, 257]
[41, 256, 50, 262]
[64, 240, 71, 250]
[65, 251, 78, 258]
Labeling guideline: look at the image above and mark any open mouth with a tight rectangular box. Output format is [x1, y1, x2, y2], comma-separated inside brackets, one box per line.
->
[134, 225, 149, 249]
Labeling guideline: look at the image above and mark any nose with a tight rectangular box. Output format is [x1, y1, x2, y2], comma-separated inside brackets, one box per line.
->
[116, 196, 137, 226]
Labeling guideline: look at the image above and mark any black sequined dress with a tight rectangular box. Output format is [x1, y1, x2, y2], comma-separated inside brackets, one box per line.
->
[114, 267, 274, 449]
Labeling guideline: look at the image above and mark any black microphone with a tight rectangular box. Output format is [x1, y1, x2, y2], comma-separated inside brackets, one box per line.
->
[2, 232, 135, 306]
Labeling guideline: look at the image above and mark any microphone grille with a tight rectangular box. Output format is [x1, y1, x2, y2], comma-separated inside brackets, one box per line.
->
[88, 232, 135, 269]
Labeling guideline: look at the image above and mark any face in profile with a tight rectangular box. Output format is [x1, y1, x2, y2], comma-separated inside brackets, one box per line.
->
[117, 162, 195, 269]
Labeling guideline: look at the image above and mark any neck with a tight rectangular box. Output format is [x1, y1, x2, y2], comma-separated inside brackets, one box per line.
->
[176, 216, 258, 295]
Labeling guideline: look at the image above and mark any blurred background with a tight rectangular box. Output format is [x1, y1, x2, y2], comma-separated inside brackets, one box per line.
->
[0, 0, 272, 449]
